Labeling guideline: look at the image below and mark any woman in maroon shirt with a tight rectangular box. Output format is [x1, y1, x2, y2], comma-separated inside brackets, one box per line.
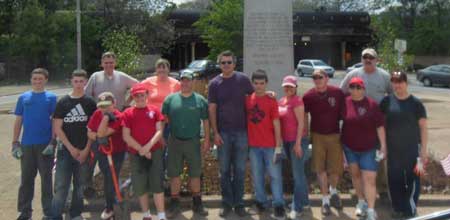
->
[341, 77, 386, 220]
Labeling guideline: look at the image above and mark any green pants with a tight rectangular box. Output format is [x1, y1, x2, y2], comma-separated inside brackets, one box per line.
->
[167, 136, 202, 178]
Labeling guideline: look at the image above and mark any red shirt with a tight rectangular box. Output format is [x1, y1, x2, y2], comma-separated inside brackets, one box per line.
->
[121, 105, 164, 154]
[278, 95, 306, 142]
[341, 96, 384, 152]
[87, 109, 127, 154]
[246, 93, 279, 148]
[303, 86, 344, 134]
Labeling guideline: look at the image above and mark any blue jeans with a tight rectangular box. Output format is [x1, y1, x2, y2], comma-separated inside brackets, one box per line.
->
[284, 138, 310, 211]
[218, 130, 248, 207]
[51, 147, 84, 220]
[97, 151, 125, 210]
[249, 147, 285, 207]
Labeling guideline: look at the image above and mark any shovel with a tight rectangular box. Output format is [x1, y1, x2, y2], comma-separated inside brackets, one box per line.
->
[100, 140, 131, 220]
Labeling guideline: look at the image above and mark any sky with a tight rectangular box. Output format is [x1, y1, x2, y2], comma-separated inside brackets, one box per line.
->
[169, 0, 191, 4]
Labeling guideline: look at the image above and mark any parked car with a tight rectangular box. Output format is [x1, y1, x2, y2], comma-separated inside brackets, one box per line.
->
[416, 64, 450, 87]
[179, 59, 221, 79]
[346, 62, 363, 73]
[296, 59, 335, 77]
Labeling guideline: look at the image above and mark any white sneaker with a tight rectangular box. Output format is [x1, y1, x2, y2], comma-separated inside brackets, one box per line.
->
[367, 209, 378, 220]
[100, 208, 114, 219]
[355, 201, 368, 217]
[288, 210, 303, 219]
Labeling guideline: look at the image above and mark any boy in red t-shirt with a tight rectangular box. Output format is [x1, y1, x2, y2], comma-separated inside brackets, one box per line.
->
[245, 70, 285, 218]
[122, 83, 166, 220]
[87, 92, 127, 219]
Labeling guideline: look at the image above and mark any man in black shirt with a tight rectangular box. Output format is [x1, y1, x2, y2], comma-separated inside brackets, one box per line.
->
[50, 70, 97, 220]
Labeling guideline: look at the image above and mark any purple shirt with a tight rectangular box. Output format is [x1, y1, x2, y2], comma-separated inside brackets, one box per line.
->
[208, 72, 254, 132]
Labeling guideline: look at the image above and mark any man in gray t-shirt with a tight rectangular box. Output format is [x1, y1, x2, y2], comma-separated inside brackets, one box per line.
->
[340, 48, 392, 103]
[82, 52, 138, 196]
[84, 52, 138, 110]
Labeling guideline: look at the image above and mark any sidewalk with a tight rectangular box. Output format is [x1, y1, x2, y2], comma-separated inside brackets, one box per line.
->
[80, 194, 449, 220]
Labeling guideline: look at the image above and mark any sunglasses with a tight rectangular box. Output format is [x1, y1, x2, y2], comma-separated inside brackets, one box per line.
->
[362, 55, 375, 60]
[220, 61, 233, 65]
[312, 75, 324, 80]
[349, 84, 363, 90]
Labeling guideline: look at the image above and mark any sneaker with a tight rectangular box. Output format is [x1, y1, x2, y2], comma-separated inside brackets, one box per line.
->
[255, 202, 266, 213]
[16, 215, 31, 220]
[330, 194, 343, 210]
[101, 208, 114, 219]
[192, 196, 208, 216]
[367, 210, 378, 220]
[355, 201, 368, 217]
[167, 198, 181, 219]
[234, 205, 248, 217]
[274, 206, 286, 219]
[219, 204, 233, 217]
[391, 211, 404, 219]
[321, 204, 331, 216]
[288, 210, 302, 219]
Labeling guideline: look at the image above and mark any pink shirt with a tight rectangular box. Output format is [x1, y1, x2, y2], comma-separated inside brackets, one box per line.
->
[278, 95, 306, 142]
[141, 76, 181, 110]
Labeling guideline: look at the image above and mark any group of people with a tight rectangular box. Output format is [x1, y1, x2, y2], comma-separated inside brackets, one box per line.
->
[12, 48, 427, 220]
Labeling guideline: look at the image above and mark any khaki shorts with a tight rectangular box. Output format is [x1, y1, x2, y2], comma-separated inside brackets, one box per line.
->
[130, 148, 164, 196]
[311, 132, 343, 176]
[167, 136, 202, 178]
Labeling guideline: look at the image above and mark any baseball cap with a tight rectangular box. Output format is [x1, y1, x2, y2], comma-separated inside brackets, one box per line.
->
[282, 75, 297, 87]
[180, 72, 193, 80]
[130, 83, 148, 96]
[349, 77, 365, 89]
[391, 71, 408, 83]
[97, 92, 115, 108]
[362, 48, 378, 58]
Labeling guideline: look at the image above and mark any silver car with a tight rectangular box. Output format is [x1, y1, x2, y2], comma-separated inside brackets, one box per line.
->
[346, 62, 363, 73]
[296, 59, 335, 77]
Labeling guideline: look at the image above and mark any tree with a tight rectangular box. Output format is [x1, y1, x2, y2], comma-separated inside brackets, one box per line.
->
[102, 29, 143, 75]
[194, 0, 243, 59]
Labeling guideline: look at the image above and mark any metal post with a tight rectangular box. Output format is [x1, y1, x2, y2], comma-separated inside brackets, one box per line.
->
[76, 0, 82, 69]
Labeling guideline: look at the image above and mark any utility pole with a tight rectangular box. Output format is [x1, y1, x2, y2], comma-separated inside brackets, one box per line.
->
[76, 0, 82, 69]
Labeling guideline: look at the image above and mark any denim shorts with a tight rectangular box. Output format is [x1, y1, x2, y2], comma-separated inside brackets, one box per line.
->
[343, 146, 378, 171]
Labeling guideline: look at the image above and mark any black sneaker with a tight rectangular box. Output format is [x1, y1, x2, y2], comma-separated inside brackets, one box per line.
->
[330, 194, 343, 210]
[234, 205, 248, 217]
[274, 206, 286, 219]
[255, 202, 266, 213]
[391, 211, 404, 219]
[219, 204, 233, 217]
[166, 198, 181, 219]
[192, 196, 208, 216]
[321, 204, 331, 216]
[17, 216, 31, 220]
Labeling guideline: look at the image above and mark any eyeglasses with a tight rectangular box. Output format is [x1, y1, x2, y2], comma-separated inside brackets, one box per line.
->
[362, 55, 375, 60]
[220, 61, 233, 65]
[312, 75, 324, 80]
[349, 84, 363, 90]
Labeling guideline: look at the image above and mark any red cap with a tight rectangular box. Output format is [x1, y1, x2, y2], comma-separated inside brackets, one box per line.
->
[130, 83, 148, 96]
[349, 77, 365, 88]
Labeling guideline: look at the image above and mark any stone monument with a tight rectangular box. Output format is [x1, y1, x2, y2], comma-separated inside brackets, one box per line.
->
[244, 0, 294, 93]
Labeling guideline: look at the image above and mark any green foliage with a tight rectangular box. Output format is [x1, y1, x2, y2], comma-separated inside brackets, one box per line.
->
[194, 0, 243, 59]
[102, 30, 143, 75]
[371, 16, 414, 72]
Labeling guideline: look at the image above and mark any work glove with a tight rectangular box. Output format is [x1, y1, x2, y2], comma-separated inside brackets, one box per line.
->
[104, 111, 117, 122]
[414, 157, 426, 176]
[272, 146, 285, 164]
[375, 149, 385, 162]
[42, 138, 57, 156]
[97, 137, 109, 146]
[12, 141, 23, 159]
